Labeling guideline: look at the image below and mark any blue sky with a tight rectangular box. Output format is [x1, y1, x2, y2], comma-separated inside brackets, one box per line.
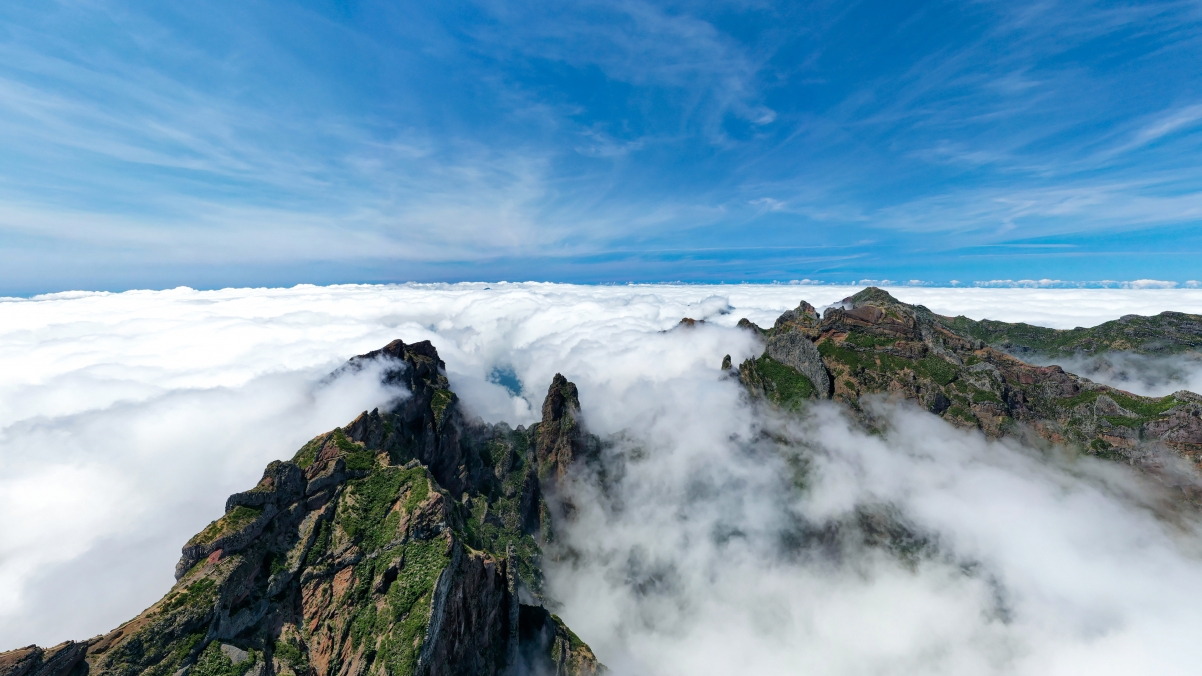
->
[1, 0, 1201, 292]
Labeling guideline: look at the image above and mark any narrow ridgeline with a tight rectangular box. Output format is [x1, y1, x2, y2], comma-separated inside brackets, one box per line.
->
[730, 288, 1202, 468]
[1, 340, 603, 676]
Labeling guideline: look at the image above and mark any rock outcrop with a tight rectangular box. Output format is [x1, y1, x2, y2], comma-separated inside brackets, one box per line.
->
[0, 642, 88, 676]
[765, 329, 830, 399]
[2, 340, 603, 676]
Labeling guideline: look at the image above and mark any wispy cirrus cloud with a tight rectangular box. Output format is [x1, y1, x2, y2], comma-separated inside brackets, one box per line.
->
[1, 0, 1202, 290]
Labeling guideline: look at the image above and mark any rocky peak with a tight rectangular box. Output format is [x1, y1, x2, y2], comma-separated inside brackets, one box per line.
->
[540, 374, 580, 425]
[773, 301, 822, 337]
[844, 286, 902, 308]
[1, 341, 604, 676]
[535, 374, 596, 494]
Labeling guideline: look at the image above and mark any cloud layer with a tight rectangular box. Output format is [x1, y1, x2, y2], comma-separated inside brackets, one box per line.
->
[553, 397, 1202, 675]
[3, 283, 1202, 673]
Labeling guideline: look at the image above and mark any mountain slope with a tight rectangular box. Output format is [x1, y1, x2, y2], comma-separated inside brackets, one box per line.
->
[734, 288, 1202, 469]
[1, 340, 603, 676]
[940, 308, 1202, 358]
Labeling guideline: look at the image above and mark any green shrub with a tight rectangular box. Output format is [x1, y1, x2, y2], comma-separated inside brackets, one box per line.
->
[305, 521, 331, 567]
[431, 389, 454, 428]
[971, 390, 1002, 404]
[272, 641, 307, 672]
[378, 538, 450, 676]
[916, 356, 958, 385]
[332, 428, 375, 471]
[291, 434, 328, 469]
[160, 578, 216, 614]
[191, 643, 256, 676]
[947, 406, 976, 423]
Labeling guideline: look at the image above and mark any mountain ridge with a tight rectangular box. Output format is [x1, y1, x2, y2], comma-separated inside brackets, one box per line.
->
[734, 287, 1202, 473]
[1, 339, 603, 676]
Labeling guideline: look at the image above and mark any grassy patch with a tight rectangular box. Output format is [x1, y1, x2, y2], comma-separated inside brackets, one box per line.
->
[292, 434, 328, 470]
[875, 352, 910, 373]
[754, 355, 815, 407]
[192, 505, 263, 546]
[1108, 392, 1177, 418]
[970, 389, 1003, 404]
[339, 467, 429, 552]
[402, 471, 430, 514]
[333, 428, 375, 471]
[160, 578, 216, 614]
[431, 389, 454, 429]
[379, 538, 450, 676]
[1104, 416, 1143, 429]
[818, 341, 870, 371]
[349, 601, 380, 652]
[915, 356, 958, 385]
[1058, 390, 1102, 409]
[339, 470, 402, 550]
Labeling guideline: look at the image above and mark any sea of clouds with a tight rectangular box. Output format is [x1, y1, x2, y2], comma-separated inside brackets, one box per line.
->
[3, 283, 1202, 674]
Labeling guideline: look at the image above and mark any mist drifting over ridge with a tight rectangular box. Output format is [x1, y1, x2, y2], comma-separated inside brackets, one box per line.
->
[4, 283, 1202, 674]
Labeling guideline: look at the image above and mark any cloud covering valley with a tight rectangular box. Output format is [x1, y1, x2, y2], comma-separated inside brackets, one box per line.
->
[3, 283, 1202, 674]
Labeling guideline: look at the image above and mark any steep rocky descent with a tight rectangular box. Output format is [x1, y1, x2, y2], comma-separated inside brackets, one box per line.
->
[1, 340, 603, 676]
[734, 288, 1202, 469]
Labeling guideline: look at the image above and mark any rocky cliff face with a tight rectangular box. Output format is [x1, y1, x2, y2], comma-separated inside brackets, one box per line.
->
[1, 340, 603, 676]
[732, 288, 1202, 473]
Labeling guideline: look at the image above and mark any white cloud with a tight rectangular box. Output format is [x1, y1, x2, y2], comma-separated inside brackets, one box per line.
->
[972, 278, 1182, 289]
[2, 282, 1202, 671]
[1114, 103, 1202, 156]
[1027, 352, 1202, 398]
[553, 398, 1202, 674]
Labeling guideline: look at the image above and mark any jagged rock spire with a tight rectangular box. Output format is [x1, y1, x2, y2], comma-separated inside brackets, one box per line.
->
[535, 373, 588, 489]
